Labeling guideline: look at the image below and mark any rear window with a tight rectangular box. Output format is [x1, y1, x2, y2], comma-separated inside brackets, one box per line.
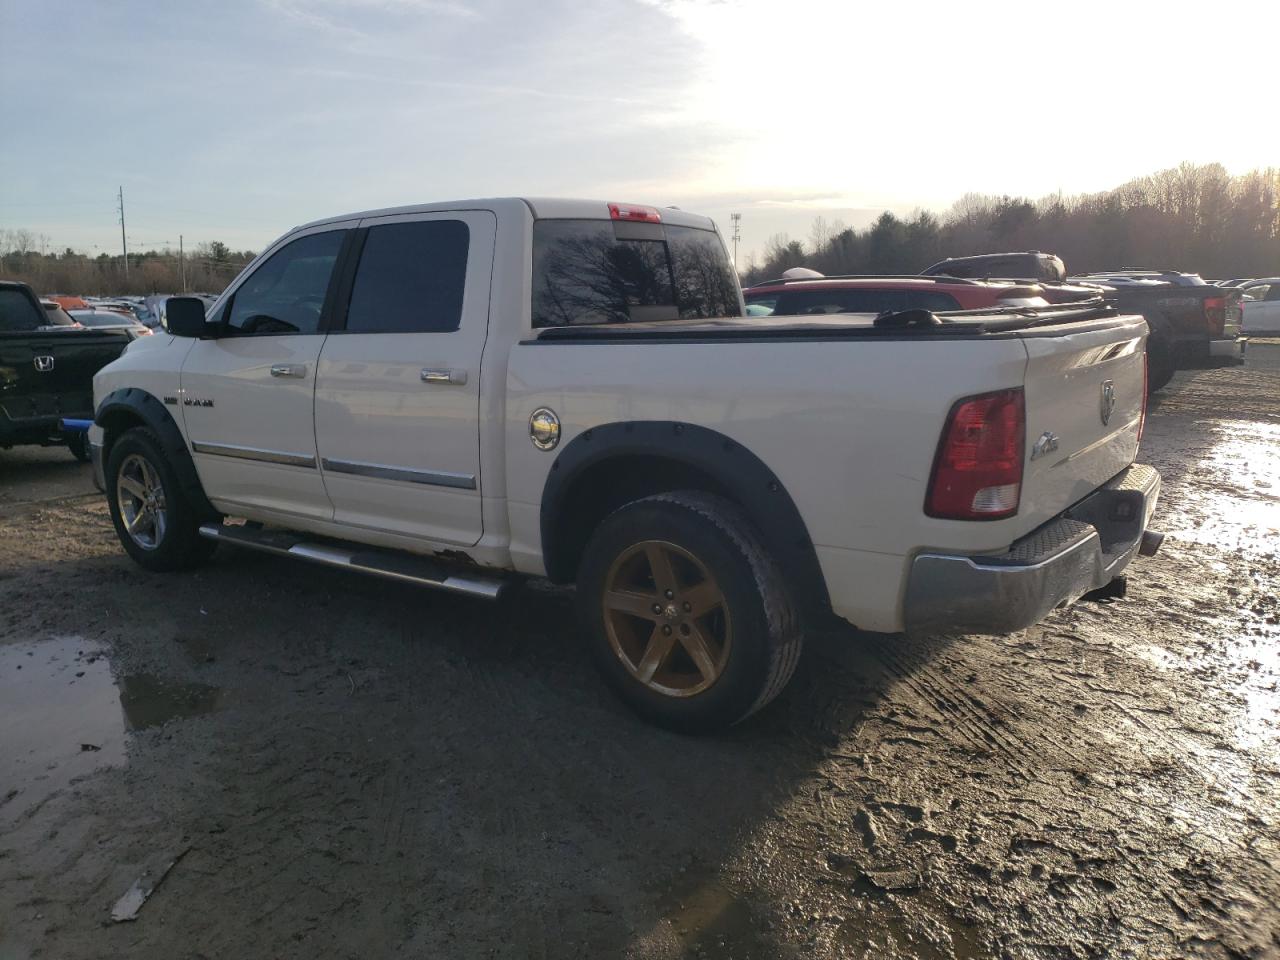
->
[44, 303, 80, 326]
[531, 219, 740, 327]
[771, 289, 903, 315]
[0, 289, 42, 332]
[908, 291, 963, 311]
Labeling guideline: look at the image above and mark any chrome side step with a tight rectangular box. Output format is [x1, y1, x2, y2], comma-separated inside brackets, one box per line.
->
[198, 523, 506, 600]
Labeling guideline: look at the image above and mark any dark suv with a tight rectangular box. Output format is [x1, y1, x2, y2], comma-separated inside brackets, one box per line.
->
[923, 252, 1066, 283]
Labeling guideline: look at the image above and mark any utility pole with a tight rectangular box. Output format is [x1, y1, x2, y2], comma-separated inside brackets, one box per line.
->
[730, 213, 741, 272]
[179, 234, 186, 292]
[117, 186, 128, 278]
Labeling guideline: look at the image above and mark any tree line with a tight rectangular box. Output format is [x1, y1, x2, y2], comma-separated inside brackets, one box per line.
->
[3, 162, 1276, 296]
[0, 229, 256, 296]
[743, 163, 1279, 284]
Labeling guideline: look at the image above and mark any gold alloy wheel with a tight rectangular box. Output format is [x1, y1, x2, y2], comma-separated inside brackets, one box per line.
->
[601, 540, 732, 698]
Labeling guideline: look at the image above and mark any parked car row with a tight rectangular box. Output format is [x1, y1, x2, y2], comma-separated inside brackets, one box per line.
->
[1217, 277, 1280, 334]
[917, 252, 1246, 391]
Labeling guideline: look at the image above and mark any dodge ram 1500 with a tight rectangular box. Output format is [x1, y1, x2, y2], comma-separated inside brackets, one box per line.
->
[90, 198, 1163, 731]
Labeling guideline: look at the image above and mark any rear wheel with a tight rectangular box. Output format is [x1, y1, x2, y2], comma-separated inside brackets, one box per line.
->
[67, 432, 91, 463]
[576, 491, 802, 733]
[106, 427, 215, 571]
[1146, 326, 1176, 393]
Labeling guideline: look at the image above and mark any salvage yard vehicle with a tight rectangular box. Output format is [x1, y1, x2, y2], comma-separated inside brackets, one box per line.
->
[1, 280, 129, 461]
[69, 309, 154, 340]
[1239, 278, 1280, 334]
[922, 252, 1246, 391]
[742, 274, 1049, 316]
[89, 199, 1163, 731]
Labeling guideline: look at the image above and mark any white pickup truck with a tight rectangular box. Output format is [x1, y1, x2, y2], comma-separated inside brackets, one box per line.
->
[89, 198, 1163, 731]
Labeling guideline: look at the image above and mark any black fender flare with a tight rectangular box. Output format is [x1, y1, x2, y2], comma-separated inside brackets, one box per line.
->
[95, 388, 218, 519]
[539, 421, 831, 614]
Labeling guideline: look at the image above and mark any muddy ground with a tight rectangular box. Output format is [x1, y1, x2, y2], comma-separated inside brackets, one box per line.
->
[1, 345, 1277, 960]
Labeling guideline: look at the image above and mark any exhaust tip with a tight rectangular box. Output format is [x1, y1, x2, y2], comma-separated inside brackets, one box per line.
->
[1139, 529, 1165, 557]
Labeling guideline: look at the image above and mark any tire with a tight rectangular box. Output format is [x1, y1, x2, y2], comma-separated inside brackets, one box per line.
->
[67, 432, 91, 463]
[1146, 327, 1176, 393]
[106, 426, 216, 571]
[575, 491, 803, 733]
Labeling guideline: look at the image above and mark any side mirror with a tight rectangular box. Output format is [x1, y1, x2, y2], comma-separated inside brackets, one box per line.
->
[166, 297, 214, 338]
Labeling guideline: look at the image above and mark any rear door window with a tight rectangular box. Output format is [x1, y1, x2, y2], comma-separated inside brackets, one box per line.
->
[531, 220, 739, 326]
[344, 220, 470, 334]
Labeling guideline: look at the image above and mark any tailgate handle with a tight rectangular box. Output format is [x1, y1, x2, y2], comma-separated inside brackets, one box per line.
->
[270, 363, 307, 379]
[421, 368, 467, 386]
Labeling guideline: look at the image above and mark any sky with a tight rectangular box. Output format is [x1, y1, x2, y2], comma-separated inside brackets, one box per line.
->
[1, 0, 1275, 265]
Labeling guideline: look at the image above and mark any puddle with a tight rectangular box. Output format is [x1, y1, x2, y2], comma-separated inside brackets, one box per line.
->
[1163, 420, 1280, 556]
[654, 877, 776, 959]
[118, 672, 223, 730]
[0, 636, 222, 820]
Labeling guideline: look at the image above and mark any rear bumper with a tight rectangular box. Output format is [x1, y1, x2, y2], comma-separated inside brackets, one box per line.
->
[1176, 336, 1246, 368]
[1208, 336, 1246, 363]
[903, 463, 1161, 635]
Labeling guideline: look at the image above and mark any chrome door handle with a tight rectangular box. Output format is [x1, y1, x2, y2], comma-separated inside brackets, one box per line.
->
[270, 363, 307, 379]
[421, 368, 468, 386]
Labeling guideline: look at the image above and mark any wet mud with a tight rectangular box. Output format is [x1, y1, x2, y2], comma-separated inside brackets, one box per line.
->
[1, 344, 1277, 959]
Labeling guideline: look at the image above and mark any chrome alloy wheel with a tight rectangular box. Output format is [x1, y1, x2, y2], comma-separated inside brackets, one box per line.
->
[116, 453, 168, 550]
[602, 540, 732, 698]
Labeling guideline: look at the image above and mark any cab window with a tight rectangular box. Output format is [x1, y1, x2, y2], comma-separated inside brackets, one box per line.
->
[225, 230, 346, 336]
[344, 220, 470, 334]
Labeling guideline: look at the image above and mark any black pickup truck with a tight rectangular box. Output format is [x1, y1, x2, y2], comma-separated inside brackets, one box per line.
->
[1, 280, 129, 461]
[921, 252, 1245, 391]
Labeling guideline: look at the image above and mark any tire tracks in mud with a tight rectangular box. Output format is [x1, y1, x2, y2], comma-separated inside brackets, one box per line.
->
[870, 638, 1090, 784]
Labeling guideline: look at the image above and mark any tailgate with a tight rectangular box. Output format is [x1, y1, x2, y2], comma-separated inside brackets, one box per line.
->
[0, 331, 128, 426]
[1016, 315, 1147, 531]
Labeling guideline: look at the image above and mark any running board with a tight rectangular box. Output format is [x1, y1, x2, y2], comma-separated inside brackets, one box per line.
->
[198, 523, 506, 600]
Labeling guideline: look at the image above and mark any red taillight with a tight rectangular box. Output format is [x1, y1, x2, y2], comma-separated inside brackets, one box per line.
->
[608, 202, 662, 223]
[1203, 296, 1226, 337]
[926, 388, 1025, 520]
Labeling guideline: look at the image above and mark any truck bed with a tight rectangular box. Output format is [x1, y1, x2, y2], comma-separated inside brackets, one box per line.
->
[508, 302, 1149, 632]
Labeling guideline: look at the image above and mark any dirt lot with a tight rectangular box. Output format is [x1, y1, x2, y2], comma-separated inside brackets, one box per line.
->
[1, 345, 1277, 960]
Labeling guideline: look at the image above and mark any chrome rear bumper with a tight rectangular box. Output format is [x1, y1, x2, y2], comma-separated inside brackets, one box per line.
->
[903, 464, 1161, 635]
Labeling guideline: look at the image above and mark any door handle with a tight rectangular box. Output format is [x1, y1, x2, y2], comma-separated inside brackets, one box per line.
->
[270, 363, 307, 379]
[421, 368, 468, 386]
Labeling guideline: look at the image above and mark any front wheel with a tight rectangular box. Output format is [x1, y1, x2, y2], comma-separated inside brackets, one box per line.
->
[576, 491, 803, 733]
[106, 427, 215, 571]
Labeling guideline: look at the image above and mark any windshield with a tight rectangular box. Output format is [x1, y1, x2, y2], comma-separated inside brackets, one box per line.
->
[531, 219, 741, 326]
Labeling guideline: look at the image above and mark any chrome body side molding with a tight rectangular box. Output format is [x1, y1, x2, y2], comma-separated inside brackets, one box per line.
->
[319, 457, 477, 490]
